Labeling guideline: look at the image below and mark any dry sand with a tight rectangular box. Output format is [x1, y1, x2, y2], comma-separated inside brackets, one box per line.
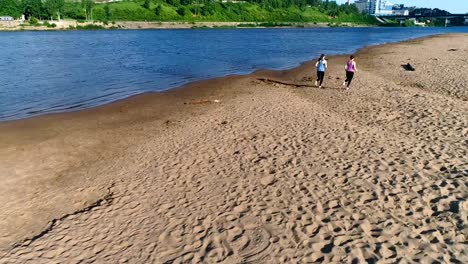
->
[0, 34, 467, 263]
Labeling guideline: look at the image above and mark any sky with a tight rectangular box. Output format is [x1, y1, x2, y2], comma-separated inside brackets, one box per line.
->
[335, 0, 468, 14]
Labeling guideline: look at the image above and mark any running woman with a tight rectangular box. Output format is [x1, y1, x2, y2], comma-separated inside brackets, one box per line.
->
[315, 54, 327, 89]
[343, 55, 358, 90]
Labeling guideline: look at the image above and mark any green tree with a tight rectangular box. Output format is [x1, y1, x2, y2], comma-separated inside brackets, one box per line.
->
[104, 4, 111, 20]
[22, 0, 43, 19]
[44, 0, 65, 20]
[81, 0, 94, 21]
[165, 0, 180, 7]
[0, 0, 21, 17]
[306, 0, 321, 6]
[154, 4, 162, 17]
[63, 2, 86, 20]
[142, 0, 150, 9]
[200, 2, 215, 16]
[176, 5, 190, 16]
[403, 19, 415, 27]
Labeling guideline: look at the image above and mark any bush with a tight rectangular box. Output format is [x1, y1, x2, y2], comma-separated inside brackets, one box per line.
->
[75, 24, 105, 30]
[29, 17, 39, 26]
[155, 4, 162, 16]
[404, 19, 416, 27]
[93, 2, 157, 21]
[142, 0, 151, 9]
[166, 0, 180, 7]
[42, 20, 57, 28]
[237, 23, 256, 27]
[64, 3, 86, 20]
[176, 6, 190, 16]
[257, 22, 293, 27]
[212, 25, 236, 29]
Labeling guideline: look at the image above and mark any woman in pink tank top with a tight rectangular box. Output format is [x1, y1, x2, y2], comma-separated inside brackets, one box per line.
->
[342, 55, 358, 90]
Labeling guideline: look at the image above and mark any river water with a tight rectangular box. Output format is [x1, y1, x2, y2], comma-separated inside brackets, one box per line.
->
[1, 27, 468, 121]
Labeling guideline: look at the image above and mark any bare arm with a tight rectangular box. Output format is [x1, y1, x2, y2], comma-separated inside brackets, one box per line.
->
[324, 60, 328, 69]
[353, 61, 358, 72]
[315, 61, 319, 67]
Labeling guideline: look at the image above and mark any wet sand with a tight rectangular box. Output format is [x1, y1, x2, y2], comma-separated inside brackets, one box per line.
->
[0, 34, 467, 263]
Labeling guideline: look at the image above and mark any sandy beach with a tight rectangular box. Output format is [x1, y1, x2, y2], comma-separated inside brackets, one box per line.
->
[0, 34, 467, 263]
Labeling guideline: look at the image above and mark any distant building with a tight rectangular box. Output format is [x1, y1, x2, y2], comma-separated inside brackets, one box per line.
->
[0, 16, 14, 21]
[355, 0, 408, 16]
[354, 0, 369, 14]
[375, 0, 394, 16]
[392, 10, 409, 16]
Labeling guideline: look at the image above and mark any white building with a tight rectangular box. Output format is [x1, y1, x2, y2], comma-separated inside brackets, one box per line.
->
[377, 0, 394, 15]
[354, 0, 379, 15]
[368, 0, 378, 15]
[370, 0, 393, 16]
[0, 16, 14, 21]
[392, 10, 409, 16]
[354, 0, 369, 14]
[355, 0, 408, 16]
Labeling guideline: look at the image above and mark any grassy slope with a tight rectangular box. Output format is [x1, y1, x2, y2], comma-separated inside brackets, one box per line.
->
[88, 1, 377, 25]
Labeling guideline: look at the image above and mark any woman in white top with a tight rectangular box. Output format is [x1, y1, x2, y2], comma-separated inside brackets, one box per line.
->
[315, 54, 327, 89]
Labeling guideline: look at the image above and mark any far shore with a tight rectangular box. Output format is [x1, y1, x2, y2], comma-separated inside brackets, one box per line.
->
[0, 20, 374, 31]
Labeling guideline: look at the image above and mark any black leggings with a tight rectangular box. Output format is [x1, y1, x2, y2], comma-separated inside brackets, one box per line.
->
[345, 71, 354, 87]
[316, 71, 325, 86]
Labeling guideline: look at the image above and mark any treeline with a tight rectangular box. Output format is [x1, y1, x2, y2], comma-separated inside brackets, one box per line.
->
[0, 0, 377, 25]
[0, 0, 95, 20]
[407, 8, 465, 26]
[409, 8, 450, 17]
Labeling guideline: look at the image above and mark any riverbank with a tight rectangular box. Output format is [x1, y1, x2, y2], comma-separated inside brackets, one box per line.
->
[0, 20, 372, 31]
[1, 34, 467, 263]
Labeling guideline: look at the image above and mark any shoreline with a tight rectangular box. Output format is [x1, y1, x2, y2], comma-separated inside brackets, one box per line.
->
[0, 20, 376, 31]
[1, 33, 467, 261]
[0, 32, 457, 125]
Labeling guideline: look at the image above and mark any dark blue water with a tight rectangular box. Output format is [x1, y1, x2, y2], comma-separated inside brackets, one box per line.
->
[1, 27, 467, 121]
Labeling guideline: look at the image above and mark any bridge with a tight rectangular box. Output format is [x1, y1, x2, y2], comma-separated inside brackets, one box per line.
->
[377, 14, 468, 19]
[375, 13, 468, 26]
